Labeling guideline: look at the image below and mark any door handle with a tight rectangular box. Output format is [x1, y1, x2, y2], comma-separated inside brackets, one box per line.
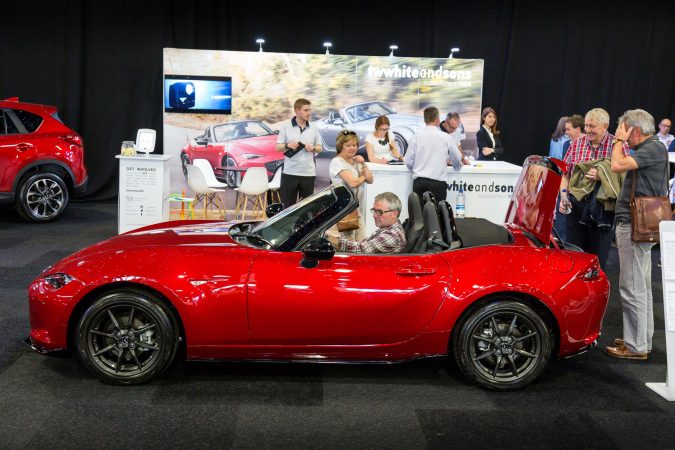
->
[396, 266, 436, 276]
[16, 143, 31, 151]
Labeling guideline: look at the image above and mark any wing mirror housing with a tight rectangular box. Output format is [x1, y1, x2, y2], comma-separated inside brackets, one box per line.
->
[195, 137, 208, 146]
[265, 203, 284, 218]
[300, 237, 335, 268]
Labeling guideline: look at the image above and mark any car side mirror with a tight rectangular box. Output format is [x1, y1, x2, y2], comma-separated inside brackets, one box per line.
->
[332, 118, 344, 126]
[265, 203, 284, 218]
[300, 237, 335, 268]
[195, 137, 208, 146]
[274, 130, 280, 135]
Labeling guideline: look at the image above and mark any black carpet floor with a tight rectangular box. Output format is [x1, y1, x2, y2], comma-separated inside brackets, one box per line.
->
[1, 203, 674, 449]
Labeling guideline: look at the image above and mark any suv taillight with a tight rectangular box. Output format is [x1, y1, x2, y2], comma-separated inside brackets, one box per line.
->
[59, 134, 83, 147]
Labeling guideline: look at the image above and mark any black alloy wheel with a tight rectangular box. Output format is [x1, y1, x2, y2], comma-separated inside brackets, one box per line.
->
[76, 290, 178, 385]
[16, 172, 69, 222]
[224, 156, 238, 188]
[181, 153, 191, 179]
[454, 300, 552, 390]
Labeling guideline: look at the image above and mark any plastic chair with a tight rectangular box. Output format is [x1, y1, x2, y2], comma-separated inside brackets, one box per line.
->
[193, 159, 228, 189]
[234, 167, 269, 220]
[268, 167, 282, 204]
[186, 164, 227, 219]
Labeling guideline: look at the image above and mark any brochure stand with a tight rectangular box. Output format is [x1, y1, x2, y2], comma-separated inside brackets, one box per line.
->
[646, 220, 675, 401]
[116, 154, 172, 234]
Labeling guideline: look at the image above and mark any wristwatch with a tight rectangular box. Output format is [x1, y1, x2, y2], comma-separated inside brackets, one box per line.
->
[612, 138, 625, 145]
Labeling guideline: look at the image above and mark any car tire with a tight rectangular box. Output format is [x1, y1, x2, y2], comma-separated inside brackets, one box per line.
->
[76, 290, 179, 385]
[224, 156, 238, 188]
[393, 132, 407, 156]
[16, 172, 69, 223]
[453, 299, 552, 391]
[181, 153, 191, 180]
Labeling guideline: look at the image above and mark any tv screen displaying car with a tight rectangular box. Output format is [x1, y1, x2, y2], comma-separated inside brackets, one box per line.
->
[164, 75, 232, 114]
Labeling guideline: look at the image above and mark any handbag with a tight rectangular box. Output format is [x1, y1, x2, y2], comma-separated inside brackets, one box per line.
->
[629, 156, 671, 243]
[337, 187, 360, 232]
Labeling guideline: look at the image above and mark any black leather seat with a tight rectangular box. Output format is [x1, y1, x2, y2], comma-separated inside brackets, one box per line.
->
[438, 200, 461, 248]
[422, 191, 437, 209]
[421, 202, 449, 253]
[402, 192, 424, 253]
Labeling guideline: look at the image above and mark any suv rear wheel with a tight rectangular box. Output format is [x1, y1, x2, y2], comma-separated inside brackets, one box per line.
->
[16, 172, 69, 222]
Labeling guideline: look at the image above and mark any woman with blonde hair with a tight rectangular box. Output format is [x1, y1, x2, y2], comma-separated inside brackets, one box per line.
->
[328, 129, 373, 239]
[365, 115, 403, 163]
[476, 107, 505, 160]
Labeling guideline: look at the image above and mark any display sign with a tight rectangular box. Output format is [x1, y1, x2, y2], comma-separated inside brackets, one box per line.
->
[164, 74, 232, 114]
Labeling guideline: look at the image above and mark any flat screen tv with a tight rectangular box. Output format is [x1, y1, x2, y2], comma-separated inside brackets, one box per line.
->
[164, 75, 232, 114]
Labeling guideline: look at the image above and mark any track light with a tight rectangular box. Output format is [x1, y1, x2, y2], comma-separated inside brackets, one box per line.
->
[389, 45, 398, 57]
[449, 47, 460, 58]
[256, 38, 265, 52]
[323, 42, 332, 55]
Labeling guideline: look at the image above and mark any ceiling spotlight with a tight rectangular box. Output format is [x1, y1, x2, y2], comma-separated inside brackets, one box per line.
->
[323, 42, 332, 55]
[449, 47, 460, 58]
[256, 38, 265, 52]
[389, 45, 398, 57]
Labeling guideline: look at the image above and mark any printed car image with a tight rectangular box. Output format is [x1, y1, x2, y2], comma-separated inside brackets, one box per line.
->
[314, 101, 425, 157]
[27, 156, 609, 390]
[0, 97, 88, 222]
[180, 120, 283, 187]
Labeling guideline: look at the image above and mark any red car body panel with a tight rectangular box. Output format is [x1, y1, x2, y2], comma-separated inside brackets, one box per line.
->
[27, 157, 609, 371]
[0, 99, 87, 194]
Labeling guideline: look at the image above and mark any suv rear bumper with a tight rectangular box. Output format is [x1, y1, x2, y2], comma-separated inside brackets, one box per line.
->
[73, 176, 88, 197]
[0, 192, 13, 205]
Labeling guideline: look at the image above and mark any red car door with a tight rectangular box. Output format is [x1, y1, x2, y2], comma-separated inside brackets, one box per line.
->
[246, 250, 450, 345]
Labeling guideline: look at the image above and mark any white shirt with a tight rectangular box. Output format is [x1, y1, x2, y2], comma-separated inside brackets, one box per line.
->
[365, 131, 396, 161]
[329, 156, 364, 203]
[657, 132, 674, 149]
[405, 125, 463, 181]
[276, 117, 322, 176]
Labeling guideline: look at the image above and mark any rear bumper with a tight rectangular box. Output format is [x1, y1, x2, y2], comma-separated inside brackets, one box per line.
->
[73, 176, 88, 197]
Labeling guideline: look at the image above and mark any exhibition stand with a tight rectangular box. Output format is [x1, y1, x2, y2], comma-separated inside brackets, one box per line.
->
[646, 220, 675, 401]
[360, 161, 522, 235]
[116, 154, 172, 234]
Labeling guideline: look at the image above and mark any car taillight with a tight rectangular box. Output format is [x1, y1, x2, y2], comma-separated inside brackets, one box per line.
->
[580, 263, 601, 281]
[60, 134, 83, 147]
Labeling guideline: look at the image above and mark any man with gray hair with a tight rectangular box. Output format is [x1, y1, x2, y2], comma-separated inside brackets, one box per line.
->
[559, 107, 629, 269]
[605, 109, 668, 360]
[327, 192, 406, 253]
[440, 111, 465, 156]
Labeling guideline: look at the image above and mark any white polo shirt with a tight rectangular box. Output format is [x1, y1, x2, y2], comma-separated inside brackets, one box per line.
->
[277, 117, 322, 177]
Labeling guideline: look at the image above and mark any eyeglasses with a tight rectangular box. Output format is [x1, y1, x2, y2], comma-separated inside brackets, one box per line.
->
[370, 208, 397, 216]
[378, 127, 390, 132]
[339, 130, 357, 136]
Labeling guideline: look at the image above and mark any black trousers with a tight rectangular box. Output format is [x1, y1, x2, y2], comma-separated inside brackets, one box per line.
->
[413, 177, 447, 203]
[565, 204, 614, 270]
[280, 173, 315, 208]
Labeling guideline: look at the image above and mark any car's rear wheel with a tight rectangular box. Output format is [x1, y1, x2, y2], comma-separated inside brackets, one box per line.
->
[76, 290, 178, 385]
[16, 172, 69, 222]
[393, 132, 407, 156]
[453, 300, 552, 390]
[224, 156, 238, 187]
[181, 153, 191, 179]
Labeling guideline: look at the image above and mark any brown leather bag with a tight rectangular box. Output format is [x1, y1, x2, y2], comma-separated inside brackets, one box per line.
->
[337, 209, 360, 232]
[629, 160, 671, 243]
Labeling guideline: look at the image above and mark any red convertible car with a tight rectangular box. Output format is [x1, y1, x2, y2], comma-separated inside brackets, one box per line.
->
[180, 120, 283, 187]
[27, 156, 609, 390]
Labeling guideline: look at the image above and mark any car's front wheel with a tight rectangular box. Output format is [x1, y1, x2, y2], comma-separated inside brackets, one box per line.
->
[223, 156, 238, 187]
[453, 299, 552, 390]
[393, 132, 408, 156]
[181, 153, 191, 179]
[16, 172, 69, 222]
[76, 290, 179, 385]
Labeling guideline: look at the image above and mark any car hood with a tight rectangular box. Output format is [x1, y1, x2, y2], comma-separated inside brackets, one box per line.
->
[224, 135, 277, 154]
[504, 156, 565, 245]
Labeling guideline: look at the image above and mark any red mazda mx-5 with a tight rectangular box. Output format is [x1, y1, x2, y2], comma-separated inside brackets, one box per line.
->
[27, 156, 609, 390]
[180, 119, 283, 187]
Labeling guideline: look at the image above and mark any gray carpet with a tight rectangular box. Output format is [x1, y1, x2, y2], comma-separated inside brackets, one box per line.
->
[1, 202, 674, 449]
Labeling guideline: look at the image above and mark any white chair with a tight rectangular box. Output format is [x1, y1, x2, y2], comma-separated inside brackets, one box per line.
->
[186, 164, 227, 219]
[193, 159, 228, 189]
[268, 167, 282, 204]
[234, 167, 269, 220]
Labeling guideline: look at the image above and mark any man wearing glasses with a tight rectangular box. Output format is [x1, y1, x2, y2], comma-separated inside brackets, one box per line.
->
[439, 111, 465, 157]
[327, 192, 406, 253]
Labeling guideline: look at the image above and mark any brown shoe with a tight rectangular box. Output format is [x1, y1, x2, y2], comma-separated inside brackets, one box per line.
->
[613, 338, 651, 353]
[605, 344, 648, 360]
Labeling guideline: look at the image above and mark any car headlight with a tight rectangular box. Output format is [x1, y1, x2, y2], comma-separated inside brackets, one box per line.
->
[240, 153, 262, 159]
[43, 273, 74, 290]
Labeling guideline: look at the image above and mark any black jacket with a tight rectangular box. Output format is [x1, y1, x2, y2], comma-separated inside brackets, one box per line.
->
[476, 126, 505, 161]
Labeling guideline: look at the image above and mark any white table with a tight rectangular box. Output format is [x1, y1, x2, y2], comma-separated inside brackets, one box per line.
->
[116, 154, 172, 234]
[359, 161, 522, 235]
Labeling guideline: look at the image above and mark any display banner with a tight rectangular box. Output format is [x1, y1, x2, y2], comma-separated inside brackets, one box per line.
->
[163, 48, 484, 198]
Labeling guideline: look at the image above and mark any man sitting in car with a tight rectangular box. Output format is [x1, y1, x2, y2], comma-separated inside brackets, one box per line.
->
[328, 192, 406, 253]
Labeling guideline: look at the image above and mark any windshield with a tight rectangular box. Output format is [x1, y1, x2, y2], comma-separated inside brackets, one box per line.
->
[213, 121, 274, 142]
[345, 102, 395, 123]
[247, 186, 352, 250]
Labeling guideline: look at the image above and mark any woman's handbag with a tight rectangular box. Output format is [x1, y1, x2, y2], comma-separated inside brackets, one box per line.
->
[337, 187, 360, 232]
[629, 159, 671, 243]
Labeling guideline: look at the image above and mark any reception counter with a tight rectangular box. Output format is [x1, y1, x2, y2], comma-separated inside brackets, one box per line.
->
[359, 161, 522, 235]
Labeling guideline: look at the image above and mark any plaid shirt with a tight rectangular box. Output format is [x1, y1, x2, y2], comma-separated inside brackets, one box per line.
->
[562, 132, 629, 176]
[339, 221, 406, 253]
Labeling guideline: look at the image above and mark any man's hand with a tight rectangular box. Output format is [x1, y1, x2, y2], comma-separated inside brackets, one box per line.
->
[615, 122, 633, 142]
[353, 155, 365, 164]
[287, 141, 299, 150]
[559, 195, 572, 214]
[482, 147, 494, 156]
[584, 167, 599, 181]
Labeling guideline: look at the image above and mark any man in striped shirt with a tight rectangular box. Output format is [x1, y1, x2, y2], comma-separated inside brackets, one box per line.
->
[559, 108, 627, 269]
[328, 192, 406, 253]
